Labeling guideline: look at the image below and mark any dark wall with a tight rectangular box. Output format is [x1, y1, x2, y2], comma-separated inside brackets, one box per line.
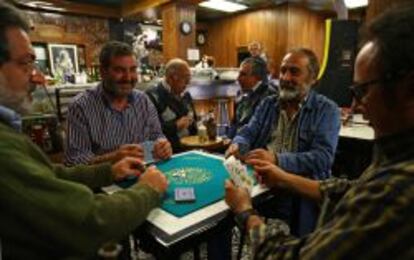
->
[316, 20, 360, 107]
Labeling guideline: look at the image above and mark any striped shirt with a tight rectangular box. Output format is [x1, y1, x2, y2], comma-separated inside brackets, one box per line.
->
[65, 84, 164, 165]
[250, 129, 414, 259]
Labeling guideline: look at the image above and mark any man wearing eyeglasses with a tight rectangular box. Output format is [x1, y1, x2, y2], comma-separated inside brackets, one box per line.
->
[226, 48, 341, 236]
[225, 4, 414, 259]
[0, 3, 169, 259]
[65, 41, 173, 166]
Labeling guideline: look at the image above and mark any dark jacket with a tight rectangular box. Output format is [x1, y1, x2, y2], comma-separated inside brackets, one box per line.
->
[146, 82, 197, 152]
[228, 82, 277, 138]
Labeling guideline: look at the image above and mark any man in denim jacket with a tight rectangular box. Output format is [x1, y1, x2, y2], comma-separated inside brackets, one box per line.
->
[226, 48, 340, 236]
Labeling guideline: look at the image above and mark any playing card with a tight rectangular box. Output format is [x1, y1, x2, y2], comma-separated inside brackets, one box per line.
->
[223, 156, 254, 193]
[174, 187, 196, 202]
[141, 140, 155, 163]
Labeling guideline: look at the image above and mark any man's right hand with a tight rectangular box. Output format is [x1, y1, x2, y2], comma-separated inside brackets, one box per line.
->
[139, 166, 169, 194]
[112, 144, 144, 162]
[176, 116, 192, 130]
[225, 143, 239, 158]
[249, 159, 288, 189]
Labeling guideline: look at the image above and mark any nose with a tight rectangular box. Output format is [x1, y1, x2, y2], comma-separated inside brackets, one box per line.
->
[280, 70, 292, 81]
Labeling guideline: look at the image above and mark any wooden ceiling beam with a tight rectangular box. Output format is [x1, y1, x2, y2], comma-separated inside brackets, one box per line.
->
[121, 0, 171, 18]
[14, 0, 120, 18]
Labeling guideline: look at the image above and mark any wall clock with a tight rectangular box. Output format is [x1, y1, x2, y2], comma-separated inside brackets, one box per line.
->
[197, 32, 206, 45]
[180, 21, 192, 35]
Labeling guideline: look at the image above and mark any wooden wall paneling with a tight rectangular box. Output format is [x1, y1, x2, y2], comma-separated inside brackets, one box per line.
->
[162, 2, 196, 62]
[198, 4, 329, 72]
[286, 5, 328, 63]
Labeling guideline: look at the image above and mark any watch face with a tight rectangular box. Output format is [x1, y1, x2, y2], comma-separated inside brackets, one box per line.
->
[180, 21, 192, 35]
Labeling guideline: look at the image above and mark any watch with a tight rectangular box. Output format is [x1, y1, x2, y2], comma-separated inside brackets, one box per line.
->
[234, 208, 259, 231]
[180, 21, 192, 35]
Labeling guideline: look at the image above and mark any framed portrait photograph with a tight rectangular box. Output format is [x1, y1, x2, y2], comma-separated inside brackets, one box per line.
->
[48, 44, 79, 77]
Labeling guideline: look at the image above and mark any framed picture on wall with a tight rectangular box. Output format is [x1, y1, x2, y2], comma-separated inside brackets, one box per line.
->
[48, 44, 79, 77]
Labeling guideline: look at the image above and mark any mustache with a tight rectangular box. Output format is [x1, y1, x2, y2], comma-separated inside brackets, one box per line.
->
[115, 80, 136, 85]
[279, 80, 297, 89]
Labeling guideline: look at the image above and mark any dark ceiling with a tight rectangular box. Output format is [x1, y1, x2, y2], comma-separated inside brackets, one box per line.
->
[66, 0, 337, 21]
[68, 0, 122, 7]
[18, 0, 340, 21]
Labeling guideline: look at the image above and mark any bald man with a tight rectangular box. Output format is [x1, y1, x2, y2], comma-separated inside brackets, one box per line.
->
[146, 58, 197, 153]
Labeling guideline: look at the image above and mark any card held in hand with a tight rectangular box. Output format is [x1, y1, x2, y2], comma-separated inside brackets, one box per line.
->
[223, 156, 254, 193]
[141, 140, 155, 163]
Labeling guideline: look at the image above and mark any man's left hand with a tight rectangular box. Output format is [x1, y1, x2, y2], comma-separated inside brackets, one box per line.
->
[246, 149, 276, 165]
[224, 180, 253, 214]
[153, 138, 172, 160]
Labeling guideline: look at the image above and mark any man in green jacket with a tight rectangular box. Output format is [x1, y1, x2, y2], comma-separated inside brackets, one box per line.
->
[0, 2, 168, 259]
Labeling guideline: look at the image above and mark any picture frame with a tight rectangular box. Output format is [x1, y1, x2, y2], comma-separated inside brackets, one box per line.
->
[48, 44, 79, 77]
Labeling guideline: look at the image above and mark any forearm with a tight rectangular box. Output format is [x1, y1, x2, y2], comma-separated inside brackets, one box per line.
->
[90, 151, 117, 164]
[280, 171, 322, 202]
[54, 163, 113, 189]
[277, 150, 333, 179]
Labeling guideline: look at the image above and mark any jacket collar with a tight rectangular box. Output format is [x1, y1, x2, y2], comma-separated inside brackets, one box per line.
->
[0, 105, 22, 132]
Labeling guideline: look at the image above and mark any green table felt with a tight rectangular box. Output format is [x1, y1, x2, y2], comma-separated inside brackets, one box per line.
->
[115, 151, 255, 217]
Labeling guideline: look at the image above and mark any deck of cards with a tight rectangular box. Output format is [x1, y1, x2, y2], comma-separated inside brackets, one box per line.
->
[174, 187, 196, 203]
[223, 156, 254, 193]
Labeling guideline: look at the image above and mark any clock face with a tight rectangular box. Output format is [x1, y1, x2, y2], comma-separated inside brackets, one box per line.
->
[197, 32, 206, 45]
[180, 21, 192, 35]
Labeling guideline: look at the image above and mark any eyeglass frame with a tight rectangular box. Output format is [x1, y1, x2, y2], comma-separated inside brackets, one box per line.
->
[348, 70, 407, 101]
[7, 56, 36, 73]
[349, 79, 382, 101]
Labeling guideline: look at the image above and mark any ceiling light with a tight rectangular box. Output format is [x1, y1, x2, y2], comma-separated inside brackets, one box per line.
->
[344, 0, 368, 9]
[199, 0, 248, 13]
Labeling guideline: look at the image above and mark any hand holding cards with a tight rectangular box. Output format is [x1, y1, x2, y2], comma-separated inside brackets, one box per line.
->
[224, 156, 254, 193]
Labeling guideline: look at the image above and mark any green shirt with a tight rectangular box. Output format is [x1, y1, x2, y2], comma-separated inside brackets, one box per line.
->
[0, 121, 161, 259]
[250, 129, 414, 259]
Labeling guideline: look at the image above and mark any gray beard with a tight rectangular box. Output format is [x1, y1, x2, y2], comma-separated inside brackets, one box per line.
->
[279, 88, 300, 101]
[0, 75, 32, 115]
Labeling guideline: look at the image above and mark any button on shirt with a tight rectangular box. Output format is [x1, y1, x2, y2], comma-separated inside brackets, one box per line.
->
[65, 84, 164, 165]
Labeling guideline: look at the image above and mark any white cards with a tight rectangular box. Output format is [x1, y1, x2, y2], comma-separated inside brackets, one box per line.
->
[223, 156, 254, 193]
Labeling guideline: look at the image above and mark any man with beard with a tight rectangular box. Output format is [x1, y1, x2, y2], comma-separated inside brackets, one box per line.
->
[225, 4, 414, 258]
[65, 41, 172, 165]
[225, 48, 340, 236]
[0, 2, 169, 259]
[227, 57, 277, 139]
[146, 58, 197, 153]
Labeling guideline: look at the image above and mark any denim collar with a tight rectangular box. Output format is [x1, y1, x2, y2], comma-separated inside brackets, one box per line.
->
[0, 105, 22, 132]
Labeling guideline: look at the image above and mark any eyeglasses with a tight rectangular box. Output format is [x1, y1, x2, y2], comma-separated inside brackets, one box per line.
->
[349, 79, 382, 101]
[8, 58, 36, 73]
[349, 70, 410, 101]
